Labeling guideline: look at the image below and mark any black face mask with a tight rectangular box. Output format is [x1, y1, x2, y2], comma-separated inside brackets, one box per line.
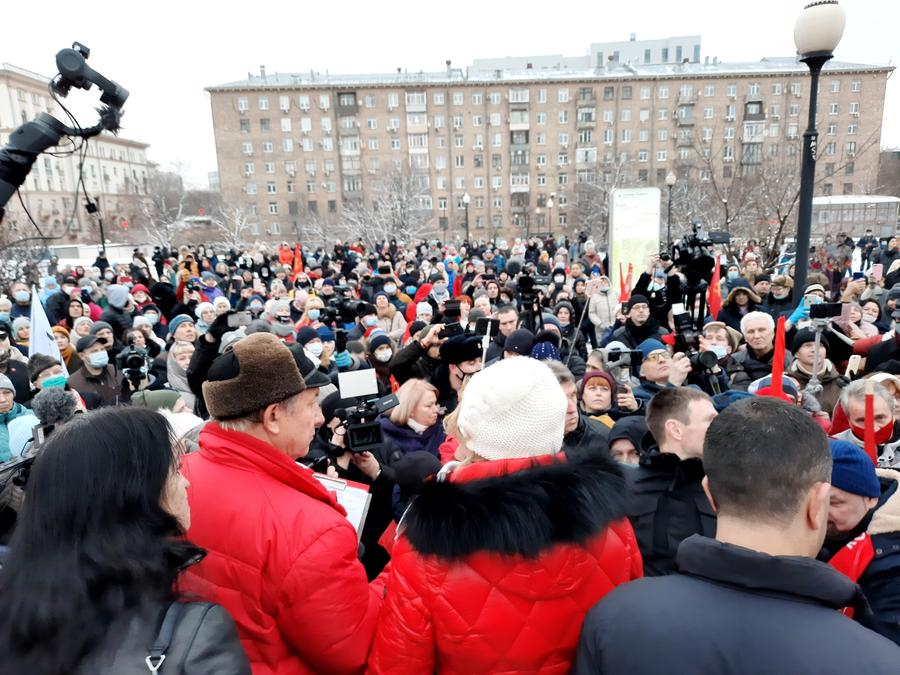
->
[277, 316, 293, 324]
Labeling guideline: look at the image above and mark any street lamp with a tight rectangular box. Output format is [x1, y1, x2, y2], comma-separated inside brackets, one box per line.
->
[665, 171, 677, 248]
[722, 197, 729, 233]
[793, 0, 846, 294]
[547, 194, 555, 238]
[462, 192, 471, 244]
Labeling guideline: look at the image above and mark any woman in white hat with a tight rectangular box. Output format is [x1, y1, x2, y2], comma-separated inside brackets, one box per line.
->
[368, 358, 641, 674]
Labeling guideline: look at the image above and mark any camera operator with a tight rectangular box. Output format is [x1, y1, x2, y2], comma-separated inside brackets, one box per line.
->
[390, 323, 447, 385]
[305, 392, 394, 579]
[68, 335, 130, 408]
[633, 254, 682, 326]
[632, 339, 693, 405]
[688, 321, 741, 394]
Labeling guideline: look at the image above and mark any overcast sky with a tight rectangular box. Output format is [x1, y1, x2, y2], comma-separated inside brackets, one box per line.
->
[4, 0, 897, 187]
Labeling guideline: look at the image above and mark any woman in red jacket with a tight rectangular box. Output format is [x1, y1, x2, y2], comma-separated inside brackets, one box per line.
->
[368, 358, 642, 675]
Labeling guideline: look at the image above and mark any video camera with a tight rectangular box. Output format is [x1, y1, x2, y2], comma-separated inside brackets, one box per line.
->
[606, 348, 642, 385]
[669, 221, 731, 287]
[0, 43, 128, 219]
[335, 370, 399, 453]
[116, 345, 150, 386]
[672, 305, 718, 373]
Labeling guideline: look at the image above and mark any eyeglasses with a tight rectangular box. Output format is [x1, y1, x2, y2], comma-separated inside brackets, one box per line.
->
[645, 351, 671, 363]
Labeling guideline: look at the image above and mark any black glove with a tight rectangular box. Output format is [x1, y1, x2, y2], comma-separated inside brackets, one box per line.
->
[205, 311, 235, 343]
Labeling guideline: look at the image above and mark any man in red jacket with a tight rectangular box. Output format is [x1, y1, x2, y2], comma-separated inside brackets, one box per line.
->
[181, 333, 383, 675]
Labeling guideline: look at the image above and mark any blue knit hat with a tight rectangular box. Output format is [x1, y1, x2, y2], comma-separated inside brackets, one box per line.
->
[316, 325, 335, 342]
[636, 338, 667, 360]
[168, 314, 195, 336]
[829, 439, 881, 498]
[530, 341, 561, 362]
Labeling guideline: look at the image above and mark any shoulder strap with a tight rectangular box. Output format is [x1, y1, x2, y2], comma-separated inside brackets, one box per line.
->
[145, 602, 184, 673]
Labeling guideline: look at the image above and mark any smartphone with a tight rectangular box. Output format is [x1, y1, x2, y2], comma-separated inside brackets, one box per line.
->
[438, 322, 464, 339]
[809, 302, 843, 319]
[845, 355, 862, 378]
[871, 264, 884, 281]
[475, 318, 501, 336]
[852, 271, 866, 281]
[482, 274, 495, 282]
[334, 328, 348, 353]
[227, 311, 252, 329]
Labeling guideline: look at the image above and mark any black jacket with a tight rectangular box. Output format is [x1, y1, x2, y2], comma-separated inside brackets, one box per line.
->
[76, 601, 250, 674]
[730, 345, 793, 383]
[574, 535, 900, 675]
[604, 318, 668, 349]
[389, 340, 439, 385]
[44, 289, 70, 326]
[625, 448, 716, 576]
[99, 305, 133, 341]
[864, 336, 900, 374]
[562, 412, 611, 460]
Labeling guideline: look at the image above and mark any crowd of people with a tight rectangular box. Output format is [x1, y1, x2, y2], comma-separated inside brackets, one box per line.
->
[0, 231, 899, 673]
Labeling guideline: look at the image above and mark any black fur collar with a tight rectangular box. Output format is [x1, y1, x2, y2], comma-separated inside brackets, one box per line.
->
[403, 453, 626, 559]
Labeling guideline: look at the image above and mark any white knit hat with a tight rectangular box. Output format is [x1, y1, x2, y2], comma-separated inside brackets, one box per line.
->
[457, 358, 567, 461]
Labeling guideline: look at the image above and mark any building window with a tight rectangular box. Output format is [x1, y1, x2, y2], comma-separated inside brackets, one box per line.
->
[790, 82, 802, 96]
[644, 48, 651, 63]
[266, 182, 276, 194]
[657, 86, 668, 99]
[264, 162, 275, 174]
[490, 91, 501, 104]
[658, 109, 668, 121]
[849, 102, 860, 115]
[640, 86, 651, 100]
[558, 88, 569, 102]
[703, 107, 714, 119]
[536, 112, 547, 124]
[237, 97, 249, 111]
[703, 85, 715, 97]
[390, 138, 401, 149]
[851, 79, 861, 92]
[622, 86, 633, 100]
[845, 162, 855, 175]
[771, 83, 783, 95]
[298, 95, 310, 110]
[830, 102, 839, 115]
[661, 47, 669, 62]
[848, 123, 858, 135]
[433, 92, 444, 105]
[259, 96, 269, 110]
[658, 129, 668, 141]
[558, 110, 569, 124]
[620, 109, 631, 122]
[240, 119, 250, 133]
[657, 150, 668, 162]
[268, 202, 278, 215]
[603, 86, 615, 100]
[726, 84, 737, 98]
[245, 183, 257, 195]
[260, 118, 271, 132]
[638, 150, 649, 162]
[453, 92, 464, 105]
[831, 80, 841, 93]
[262, 142, 274, 153]
[244, 162, 255, 175]
[283, 139, 293, 152]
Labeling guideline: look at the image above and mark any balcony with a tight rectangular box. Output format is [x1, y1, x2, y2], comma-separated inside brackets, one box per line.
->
[336, 93, 359, 116]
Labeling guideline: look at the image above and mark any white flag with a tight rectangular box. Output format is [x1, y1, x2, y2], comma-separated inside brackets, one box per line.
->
[30, 285, 67, 376]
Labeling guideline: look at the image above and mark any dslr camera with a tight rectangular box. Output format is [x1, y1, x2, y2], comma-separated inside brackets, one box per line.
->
[672, 307, 718, 372]
[117, 345, 150, 386]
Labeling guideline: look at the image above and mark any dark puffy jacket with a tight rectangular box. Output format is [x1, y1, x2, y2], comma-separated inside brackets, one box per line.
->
[378, 416, 445, 459]
[625, 448, 716, 576]
[730, 346, 793, 384]
[562, 412, 611, 460]
[603, 318, 669, 349]
[368, 453, 642, 674]
[76, 602, 250, 675]
[99, 305, 133, 341]
[573, 535, 900, 675]
[389, 340, 440, 384]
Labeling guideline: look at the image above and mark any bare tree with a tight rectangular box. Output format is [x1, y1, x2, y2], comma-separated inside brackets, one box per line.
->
[340, 166, 436, 247]
[136, 168, 188, 249]
[210, 206, 257, 250]
[572, 153, 637, 241]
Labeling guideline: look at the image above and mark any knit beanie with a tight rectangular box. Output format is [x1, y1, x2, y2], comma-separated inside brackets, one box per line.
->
[12, 317, 30, 334]
[416, 301, 433, 316]
[168, 315, 194, 336]
[503, 329, 535, 356]
[636, 338, 667, 360]
[829, 439, 881, 498]
[317, 325, 336, 343]
[530, 341, 561, 362]
[89, 321, 113, 336]
[196, 302, 215, 318]
[296, 326, 320, 346]
[627, 294, 650, 311]
[457, 358, 567, 461]
[369, 333, 393, 353]
[72, 317, 93, 334]
[0, 374, 15, 393]
[203, 333, 305, 420]
[791, 327, 831, 356]
[541, 313, 561, 330]
[106, 284, 129, 309]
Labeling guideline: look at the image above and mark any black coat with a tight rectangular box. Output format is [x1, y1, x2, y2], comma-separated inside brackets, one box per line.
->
[625, 448, 716, 576]
[603, 318, 668, 349]
[99, 305, 133, 341]
[730, 345, 793, 383]
[573, 535, 900, 675]
[864, 336, 900, 374]
[562, 412, 611, 460]
[388, 340, 439, 385]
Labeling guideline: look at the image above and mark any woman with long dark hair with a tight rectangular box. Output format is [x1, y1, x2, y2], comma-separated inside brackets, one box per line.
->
[0, 407, 249, 675]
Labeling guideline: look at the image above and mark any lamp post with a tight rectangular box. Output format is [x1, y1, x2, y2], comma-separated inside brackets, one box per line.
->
[722, 197, 729, 233]
[793, 0, 846, 295]
[462, 192, 471, 244]
[547, 194, 555, 238]
[665, 171, 677, 248]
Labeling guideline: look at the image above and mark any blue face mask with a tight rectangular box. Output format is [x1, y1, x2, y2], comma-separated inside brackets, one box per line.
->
[727, 271, 739, 281]
[406, 286, 417, 296]
[308, 309, 321, 320]
[364, 316, 378, 327]
[42, 373, 68, 389]
[145, 313, 159, 326]
[87, 351, 109, 369]
[0, 313, 9, 323]
[13, 291, 29, 304]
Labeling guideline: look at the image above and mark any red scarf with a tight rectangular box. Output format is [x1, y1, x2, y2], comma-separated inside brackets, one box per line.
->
[828, 532, 875, 618]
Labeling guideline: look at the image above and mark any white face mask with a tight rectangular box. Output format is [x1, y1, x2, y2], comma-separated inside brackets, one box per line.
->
[306, 342, 324, 357]
[862, 314, 876, 324]
[708, 344, 728, 360]
[374, 349, 393, 362]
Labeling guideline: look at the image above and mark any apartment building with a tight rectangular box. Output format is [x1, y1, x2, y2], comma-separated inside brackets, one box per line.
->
[0, 63, 152, 245]
[207, 38, 891, 242]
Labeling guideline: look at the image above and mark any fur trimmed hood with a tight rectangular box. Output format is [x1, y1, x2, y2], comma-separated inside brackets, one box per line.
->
[870, 469, 900, 536]
[402, 452, 627, 560]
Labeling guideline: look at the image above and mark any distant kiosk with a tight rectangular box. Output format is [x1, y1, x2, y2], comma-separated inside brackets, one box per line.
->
[812, 195, 900, 239]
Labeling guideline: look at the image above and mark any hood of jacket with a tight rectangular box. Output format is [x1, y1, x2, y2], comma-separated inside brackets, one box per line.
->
[402, 453, 626, 568]
[870, 469, 900, 536]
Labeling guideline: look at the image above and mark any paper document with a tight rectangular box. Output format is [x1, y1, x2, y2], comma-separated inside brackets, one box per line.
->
[313, 473, 372, 539]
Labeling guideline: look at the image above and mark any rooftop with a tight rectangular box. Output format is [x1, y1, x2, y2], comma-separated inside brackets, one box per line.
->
[207, 57, 892, 91]
[813, 195, 900, 205]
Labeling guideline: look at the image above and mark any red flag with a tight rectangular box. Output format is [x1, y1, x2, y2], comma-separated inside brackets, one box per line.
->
[864, 380, 878, 465]
[771, 316, 786, 397]
[708, 257, 722, 319]
[618, 263, 628, 301]
[624, 263, 634, 298]
[293, 244, 304, 274]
